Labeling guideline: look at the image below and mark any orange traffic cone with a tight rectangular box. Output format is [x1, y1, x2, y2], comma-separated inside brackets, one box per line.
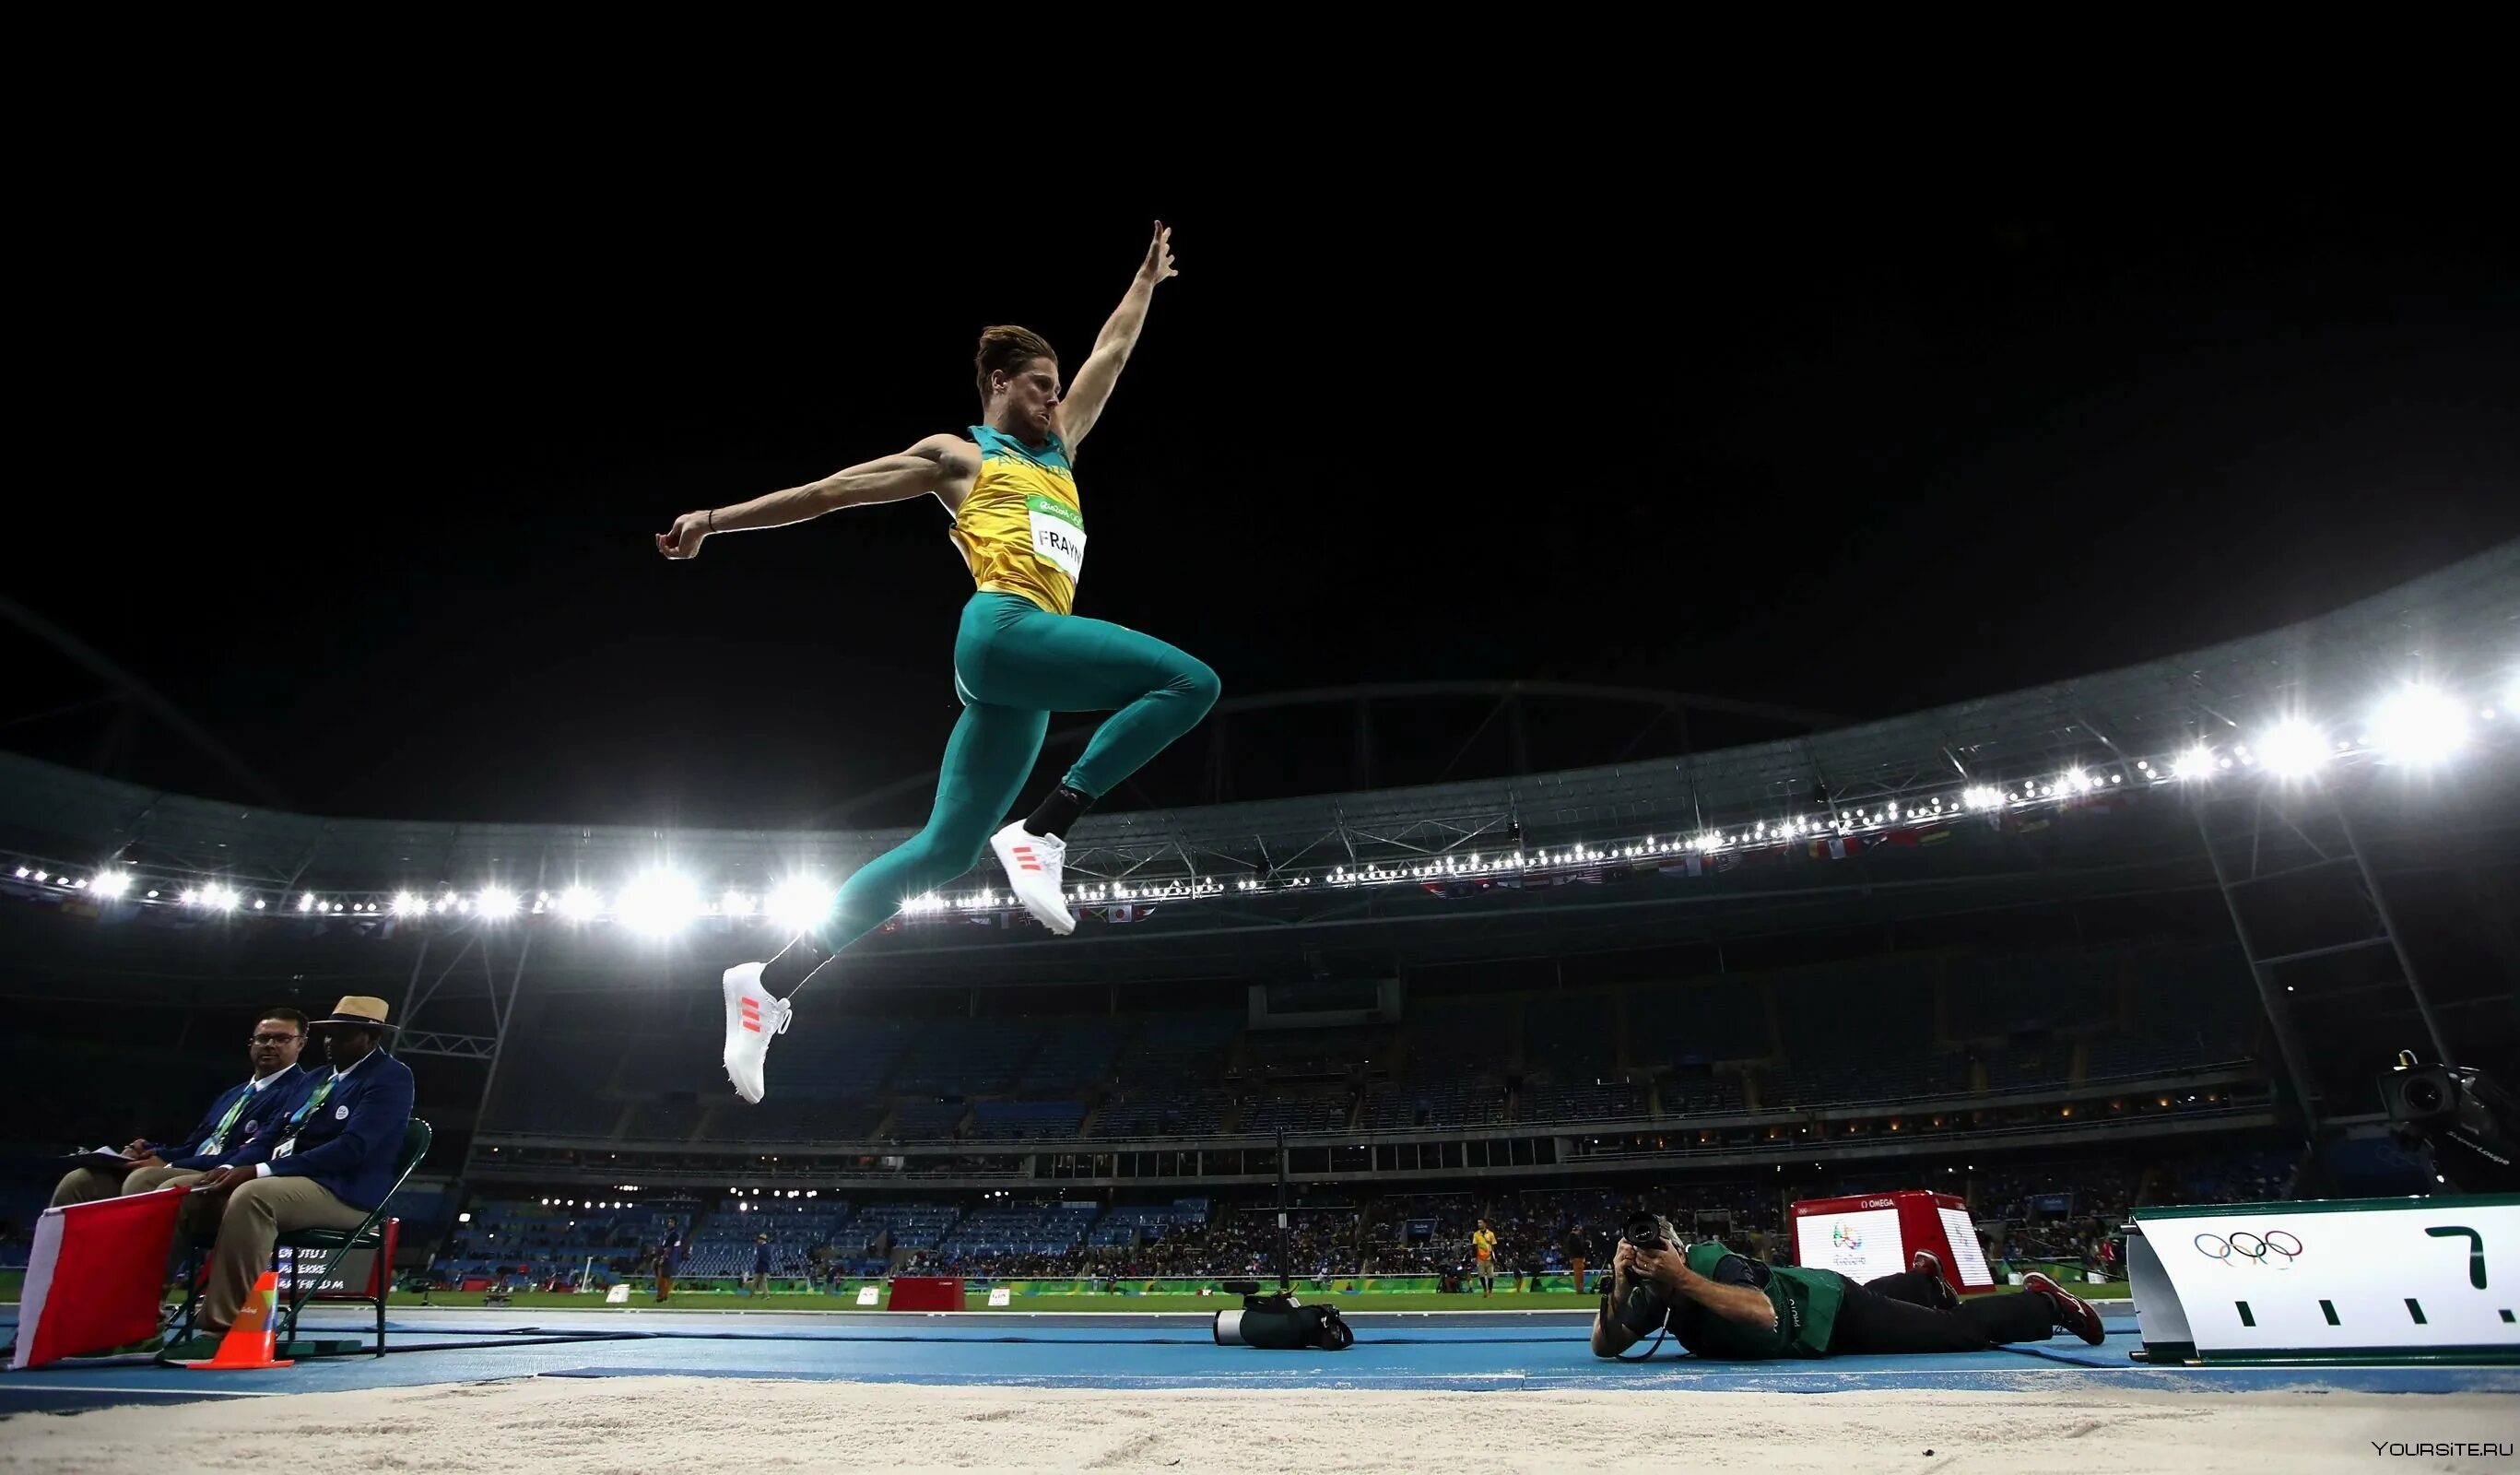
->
[179, 1269, 294, 1370]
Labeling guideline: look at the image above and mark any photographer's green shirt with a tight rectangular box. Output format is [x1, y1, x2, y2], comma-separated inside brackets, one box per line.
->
[1669, 1242, 1844, 1359]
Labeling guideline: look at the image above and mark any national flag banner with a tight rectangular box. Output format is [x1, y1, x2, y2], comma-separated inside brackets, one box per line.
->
[1809, 836, 1864, 861]
[12, 1187, 190, 1369]
[1918, 827, 1956, 844]
[1714, 851, 1740, 873]
[1659, 856, 1702, 879]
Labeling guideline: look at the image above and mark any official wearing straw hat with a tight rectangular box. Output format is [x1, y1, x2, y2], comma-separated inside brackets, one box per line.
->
[170, 997, 417, 1346]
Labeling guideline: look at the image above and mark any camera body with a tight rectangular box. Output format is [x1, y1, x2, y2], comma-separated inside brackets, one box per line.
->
[2381, 1060, 2517, 1194]
[1611, 1212, 1683, 1336]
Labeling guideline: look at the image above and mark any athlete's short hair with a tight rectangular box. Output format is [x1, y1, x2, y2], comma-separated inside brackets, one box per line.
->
[975, 325, 1058, 407]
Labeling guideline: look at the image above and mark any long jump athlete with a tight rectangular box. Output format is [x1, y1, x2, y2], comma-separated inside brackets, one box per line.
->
[655, 224, 1217, 1103]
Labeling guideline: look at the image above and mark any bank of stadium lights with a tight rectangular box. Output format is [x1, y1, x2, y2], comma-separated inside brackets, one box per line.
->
[2256, 719, 2330, 779]
[617, 870, 701, 935]
[765, 877, 835, 933]
[15, 674, 2511, 926]
[2369, 684, 2467, 767]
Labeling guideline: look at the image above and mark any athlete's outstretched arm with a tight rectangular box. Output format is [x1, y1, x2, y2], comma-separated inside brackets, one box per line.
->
[656, 433, 965, 560]
[1055, 222, 1178, 452]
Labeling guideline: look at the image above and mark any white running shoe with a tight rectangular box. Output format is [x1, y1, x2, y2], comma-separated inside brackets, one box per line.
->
[721, 962, 791, 1104]
[991, 821, 1076, 935]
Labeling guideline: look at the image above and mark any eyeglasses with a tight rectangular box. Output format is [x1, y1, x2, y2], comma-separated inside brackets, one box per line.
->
[250, 1032, 302, 1045]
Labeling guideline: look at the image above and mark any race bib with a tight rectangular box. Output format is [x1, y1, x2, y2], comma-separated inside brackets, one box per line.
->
[1026, 494, 1086, 580]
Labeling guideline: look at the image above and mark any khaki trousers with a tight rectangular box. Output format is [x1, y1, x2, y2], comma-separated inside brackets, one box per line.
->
[199, 1177, 368, 1333]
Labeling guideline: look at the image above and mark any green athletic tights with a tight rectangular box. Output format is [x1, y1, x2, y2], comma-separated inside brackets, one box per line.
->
[811, 593, 1219, 950]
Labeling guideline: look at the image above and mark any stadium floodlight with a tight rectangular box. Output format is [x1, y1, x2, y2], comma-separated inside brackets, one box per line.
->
[2370, 685, 2467, 766]
[2255, 719, 2328, 779]
[556, 885, 602, 921]
[478, 887, 521, 921]
[295, 891, 316, 912]
[618, 870, 702, 935]
[2173, 746, 2218, 782]
[204, 884, 239, 913]
[721, 889, 759, 919]
[393, 891, 427, 919]
[767, 877, 835, 933]
[93, 871, 130, 899]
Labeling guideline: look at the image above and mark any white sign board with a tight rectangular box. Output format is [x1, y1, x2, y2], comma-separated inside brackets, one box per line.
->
[1936, 1207, 1996, 1288]
[855, 1285, 880, 1306]
[2133, 1197, 2520, 1361]
[605, 1284, 630, 1304]
[987, 1287, 1012, 1307]
[1794, 1206, 1907, 1286]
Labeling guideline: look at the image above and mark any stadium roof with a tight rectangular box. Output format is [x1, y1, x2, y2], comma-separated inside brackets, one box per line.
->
[1, 542, 2513, 898]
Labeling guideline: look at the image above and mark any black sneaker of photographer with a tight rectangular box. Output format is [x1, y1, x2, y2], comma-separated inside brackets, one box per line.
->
[2023, 1271, 2107, 1345]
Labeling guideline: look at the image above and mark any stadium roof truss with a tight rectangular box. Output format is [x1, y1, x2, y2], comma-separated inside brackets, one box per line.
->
[0, 542, 2512, 926]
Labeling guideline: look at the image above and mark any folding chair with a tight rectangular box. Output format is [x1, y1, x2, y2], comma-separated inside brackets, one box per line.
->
[166, 1118, 431, 1358]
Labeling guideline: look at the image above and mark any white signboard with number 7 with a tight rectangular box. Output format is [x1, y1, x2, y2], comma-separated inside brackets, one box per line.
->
[2130, 1197, 2520, 1363]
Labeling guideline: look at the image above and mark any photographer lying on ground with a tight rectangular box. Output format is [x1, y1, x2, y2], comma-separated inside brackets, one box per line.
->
[1590, 1213, 2106, 1360]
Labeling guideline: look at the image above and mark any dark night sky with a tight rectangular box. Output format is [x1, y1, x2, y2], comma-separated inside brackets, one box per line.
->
[11, 170, 2516, 831]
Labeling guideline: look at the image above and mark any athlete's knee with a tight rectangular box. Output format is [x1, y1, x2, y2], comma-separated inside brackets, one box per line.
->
[1172, 655, 1221, 715]
[914, 820, 998, 881]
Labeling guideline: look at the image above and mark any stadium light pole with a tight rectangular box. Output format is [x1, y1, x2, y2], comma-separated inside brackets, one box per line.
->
[1276, 1127, 1290, 1297]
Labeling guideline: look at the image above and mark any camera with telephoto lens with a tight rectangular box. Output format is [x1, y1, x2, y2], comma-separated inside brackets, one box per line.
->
[2382, 1056, 2518, 1194]
[1211, 1280, 1354, 1351]
[1611, 1212, 1681, 1336]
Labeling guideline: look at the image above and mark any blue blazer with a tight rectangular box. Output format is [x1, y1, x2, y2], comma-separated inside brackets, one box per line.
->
[161, 1067, 326, 1171]
[230, 1050, 417, 1211]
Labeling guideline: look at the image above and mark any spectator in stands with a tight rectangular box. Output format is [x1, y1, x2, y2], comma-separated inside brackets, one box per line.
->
[1564, 1222, 1592, 1294]
[750, 1233, 773, 1296]
[51, 1009, 318, 1207]
[166, 997, 416, 1351]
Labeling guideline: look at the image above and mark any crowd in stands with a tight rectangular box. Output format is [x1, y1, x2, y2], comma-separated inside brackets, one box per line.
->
[456, 939, 2266, 1152]
[404, 1141, 2296, 1291]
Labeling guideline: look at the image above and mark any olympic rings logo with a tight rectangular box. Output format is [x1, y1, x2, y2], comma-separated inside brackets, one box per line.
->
[2193, 1230, 2303, 1264]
